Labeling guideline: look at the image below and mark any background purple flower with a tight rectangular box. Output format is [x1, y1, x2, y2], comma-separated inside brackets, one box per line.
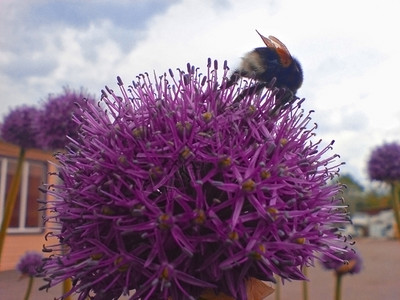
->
[367, 142, 400, 182]
[42, 61, 352, 300]
[1, 105, 40, 149]
[35, 87, 96, 150]
[322, 249, 362, 275]
[16, 251, 43, 277]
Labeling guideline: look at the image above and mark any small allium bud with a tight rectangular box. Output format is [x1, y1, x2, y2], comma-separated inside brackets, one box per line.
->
[16, 251, 43, 277]
[322, 249, 362, 275]
[35, 87, 96, 150]
[1, 105, 40, 149]
[367, 142, 400, 182]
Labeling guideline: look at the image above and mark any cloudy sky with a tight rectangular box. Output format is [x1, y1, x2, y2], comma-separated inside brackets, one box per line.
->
[1, 0, 399, 187]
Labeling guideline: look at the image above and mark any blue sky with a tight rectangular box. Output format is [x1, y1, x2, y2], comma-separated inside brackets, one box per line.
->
[1, 0, 399, 187]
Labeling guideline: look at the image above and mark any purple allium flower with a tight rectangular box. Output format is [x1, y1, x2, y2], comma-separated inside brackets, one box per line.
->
[35, 87, 96, 150]
[42, 60, 352, 300]
[321, 249, 362, 275]
[367, 142, 400, 182]
[16, 251, 43, 277]
[1, 105, 40, 149]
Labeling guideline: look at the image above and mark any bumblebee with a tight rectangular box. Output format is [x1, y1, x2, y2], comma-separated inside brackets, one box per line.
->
[227, 31, 303, 110]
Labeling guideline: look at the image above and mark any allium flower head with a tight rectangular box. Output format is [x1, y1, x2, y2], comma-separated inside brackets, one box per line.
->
[42, 60, 352, 300]
[368, 142, 400, 182]
[16, 251, 43, 277]
[36, 87, 96, 150]
[322, 249, 362, 275]
[1, 105, 40, 149]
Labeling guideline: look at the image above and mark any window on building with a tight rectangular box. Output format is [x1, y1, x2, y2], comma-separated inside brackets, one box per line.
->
[0, 156, 47, 233]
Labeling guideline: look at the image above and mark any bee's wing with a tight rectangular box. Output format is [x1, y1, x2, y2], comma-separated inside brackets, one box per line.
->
[268, 36, 291, 55]
[255, 31, 293, 67]
[255, 30, 276, 49]
[268, 35, 293, 67]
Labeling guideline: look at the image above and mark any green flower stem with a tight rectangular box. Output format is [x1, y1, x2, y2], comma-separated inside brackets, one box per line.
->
[334, 273, 342, 300]
[0, 147, 26, 266]
[24, 276, 34, 300]
[275, 276, 281, 300]
[63, 277, 72, 300]
[391, 182, 400, 239]
[62, 240, 72, 300]
[302, 266, 308, 300]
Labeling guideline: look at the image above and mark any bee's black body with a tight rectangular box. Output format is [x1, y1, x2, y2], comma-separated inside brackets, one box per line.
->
[227, 31, 303, 111]
[246, 47, 303, 94]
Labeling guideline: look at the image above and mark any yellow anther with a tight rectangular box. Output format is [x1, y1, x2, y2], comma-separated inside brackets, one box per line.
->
[90, 253, 103, 260]
[280, 138, 288, 146]
[202, 112, 213, 122]
[296, 237, 306, 244]
[228, 231, 239, 241]
[194, 209, 206, 224]
[242, 179, 256, 192]
[218, 157, 232, 168]
[260, 170, 271, 179]
[114, 256, 129, 272]
[101, 205, 115, 216]
[180, 147, 192, 159]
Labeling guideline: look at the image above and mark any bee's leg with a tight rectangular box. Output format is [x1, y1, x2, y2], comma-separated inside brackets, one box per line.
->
[269, 89, 296, 116]
[224, 71, 241, 89]
[232, 83, 266, 105]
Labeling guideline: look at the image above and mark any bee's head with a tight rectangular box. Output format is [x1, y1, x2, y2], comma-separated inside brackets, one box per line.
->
[285, 57, 303, 94]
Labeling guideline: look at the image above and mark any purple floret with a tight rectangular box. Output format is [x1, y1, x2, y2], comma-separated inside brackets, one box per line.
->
[42, 60, 352, 300]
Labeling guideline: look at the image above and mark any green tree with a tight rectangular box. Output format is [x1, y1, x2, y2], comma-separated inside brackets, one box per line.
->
[338, 174, 364, 215]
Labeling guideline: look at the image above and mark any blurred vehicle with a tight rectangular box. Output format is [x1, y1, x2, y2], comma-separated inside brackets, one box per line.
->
[344, 210, 395, 238]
